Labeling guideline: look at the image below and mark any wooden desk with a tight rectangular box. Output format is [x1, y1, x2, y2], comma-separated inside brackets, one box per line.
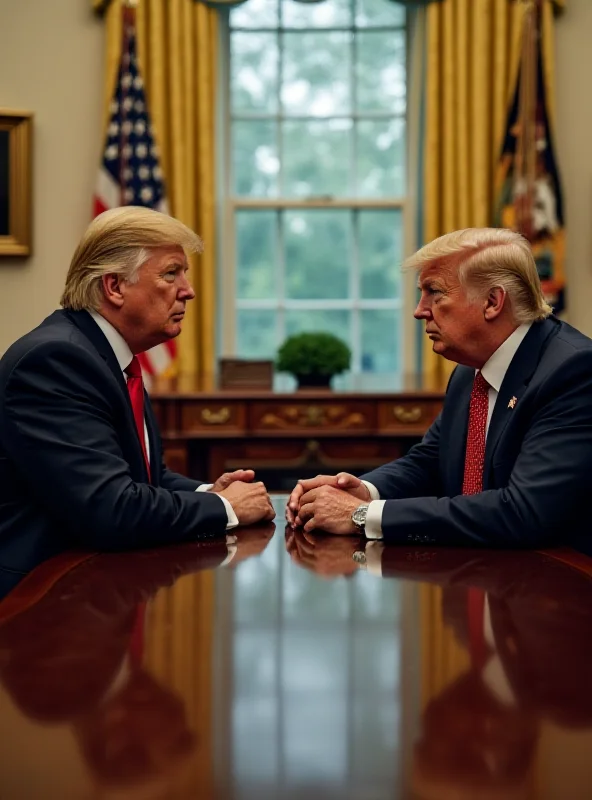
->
[150, 382, 445, 490]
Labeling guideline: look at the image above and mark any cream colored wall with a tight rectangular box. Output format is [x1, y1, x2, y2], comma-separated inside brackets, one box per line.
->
[0, 0, 103, 355]
[555, 0, 592, 335]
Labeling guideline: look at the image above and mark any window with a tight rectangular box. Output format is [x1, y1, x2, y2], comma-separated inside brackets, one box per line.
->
[221, 0, 409, 388]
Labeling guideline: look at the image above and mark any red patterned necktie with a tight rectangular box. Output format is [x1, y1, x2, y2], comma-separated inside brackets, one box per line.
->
[462, 371, 489, 495]
[125, 356, 151, 480]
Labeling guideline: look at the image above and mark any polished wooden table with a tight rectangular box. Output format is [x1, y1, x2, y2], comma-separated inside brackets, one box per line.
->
[1, 496, 591, 799]
[150, 379, 445, 491]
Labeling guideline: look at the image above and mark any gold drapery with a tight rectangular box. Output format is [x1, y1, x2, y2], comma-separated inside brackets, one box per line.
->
[145, 571, 215, 796]
[420, 585, 470, 703]
[100, 0, 217, 382]
[422, 0, 565, 390]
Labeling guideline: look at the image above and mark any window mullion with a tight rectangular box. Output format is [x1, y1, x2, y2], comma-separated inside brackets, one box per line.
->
[227, 1, 408, 383]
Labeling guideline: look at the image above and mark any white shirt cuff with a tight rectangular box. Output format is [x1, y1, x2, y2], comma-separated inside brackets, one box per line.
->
[221, 534, 238, 566]
[365, 541, 384, 575]
[365, 500, 385, 539]
[196, 484, 239, 529]
[362, 480, 380, 501]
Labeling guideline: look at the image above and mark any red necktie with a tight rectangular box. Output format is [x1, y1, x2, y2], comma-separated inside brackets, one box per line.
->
[462, 371, 489, 495]
[125, 356, 151, 480]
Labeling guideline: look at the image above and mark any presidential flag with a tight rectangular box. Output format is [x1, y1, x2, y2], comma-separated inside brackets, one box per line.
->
[93, 6, 175, 381]
[493, 1, 566, 313]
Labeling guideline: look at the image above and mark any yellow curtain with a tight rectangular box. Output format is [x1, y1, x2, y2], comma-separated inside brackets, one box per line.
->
[145, 571, 215, 796]
[422, 0, 565, 390]
[100, 0, 217, 384]
[420, 585, 469, 703]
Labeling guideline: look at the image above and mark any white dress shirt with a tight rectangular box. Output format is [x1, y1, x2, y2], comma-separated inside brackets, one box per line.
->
[362, 324, 532, 539]
[89, 311, 238, 531]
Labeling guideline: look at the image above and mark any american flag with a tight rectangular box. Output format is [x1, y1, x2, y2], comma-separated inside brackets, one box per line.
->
[93, 6, 175, 382]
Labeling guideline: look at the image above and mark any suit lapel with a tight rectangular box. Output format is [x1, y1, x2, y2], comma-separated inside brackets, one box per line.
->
[483, 318, 558, 485]
[64, 309, 150, 483]
[446, 367, 474, 495]
[144, 398, 161, 485]
[64, 309, 129, 395]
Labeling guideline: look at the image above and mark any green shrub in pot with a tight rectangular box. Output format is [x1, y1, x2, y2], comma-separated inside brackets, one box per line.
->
[276, 331, 351, 389]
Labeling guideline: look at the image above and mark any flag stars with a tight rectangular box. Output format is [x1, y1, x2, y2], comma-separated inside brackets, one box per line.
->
[140, 186, 154, 203]
[98, 30, 166, 211]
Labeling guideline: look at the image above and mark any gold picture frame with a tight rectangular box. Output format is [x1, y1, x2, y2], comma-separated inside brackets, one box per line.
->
[0, 110, 33, 257]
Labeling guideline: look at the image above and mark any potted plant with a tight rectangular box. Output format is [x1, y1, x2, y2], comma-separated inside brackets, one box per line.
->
[276, 331, 351, 389]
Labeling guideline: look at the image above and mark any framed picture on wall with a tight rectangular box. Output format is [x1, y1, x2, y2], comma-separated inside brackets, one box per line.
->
[0, 110, 32, 257]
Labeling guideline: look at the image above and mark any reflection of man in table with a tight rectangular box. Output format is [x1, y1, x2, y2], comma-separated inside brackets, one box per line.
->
[0, 523, 274, 797]
[287, 532, 592, 799]
[0, 129, 9, 236]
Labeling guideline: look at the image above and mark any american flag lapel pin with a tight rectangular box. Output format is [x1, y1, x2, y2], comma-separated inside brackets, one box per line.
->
[508, 396, 517, 409]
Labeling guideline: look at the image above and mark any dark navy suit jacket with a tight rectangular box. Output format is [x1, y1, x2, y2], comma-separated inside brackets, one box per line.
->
[361, 317, 592, 548]
[0, 310, 227, 560]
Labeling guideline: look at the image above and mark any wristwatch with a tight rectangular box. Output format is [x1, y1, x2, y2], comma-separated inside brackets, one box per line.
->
[351, 503, 369, 530]
[352, 550, 367, 568]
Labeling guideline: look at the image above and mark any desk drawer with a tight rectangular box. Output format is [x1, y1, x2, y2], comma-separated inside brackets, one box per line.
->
[378, 400, 440, 434]
[251, 401, 374, 433]
[180, 401, 246, 433]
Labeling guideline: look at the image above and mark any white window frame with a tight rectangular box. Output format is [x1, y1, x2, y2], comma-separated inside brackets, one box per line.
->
[216, 1, 420, 382]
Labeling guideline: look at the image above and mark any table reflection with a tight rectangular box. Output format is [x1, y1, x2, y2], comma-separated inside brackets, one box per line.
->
[286, 530, 592, 799]
[0, 497, 591, 799]
[0, 524, 275, 800]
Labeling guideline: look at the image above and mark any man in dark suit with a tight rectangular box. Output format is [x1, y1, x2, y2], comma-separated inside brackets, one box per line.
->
[0, 206, 274, 553]
[287, 227, 592, 547]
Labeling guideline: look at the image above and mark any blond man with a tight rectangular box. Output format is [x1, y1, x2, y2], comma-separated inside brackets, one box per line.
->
[0, 207, 274, 553]
[288, 228, 592, 548]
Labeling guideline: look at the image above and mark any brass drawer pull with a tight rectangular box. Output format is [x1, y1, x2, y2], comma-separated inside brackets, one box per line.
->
[201, 407, 231, 425]
[393, 405, 422, 424]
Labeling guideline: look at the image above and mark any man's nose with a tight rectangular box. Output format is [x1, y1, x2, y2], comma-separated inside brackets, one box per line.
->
[179, 274, 196, 301]
[414, 299, 430, 320]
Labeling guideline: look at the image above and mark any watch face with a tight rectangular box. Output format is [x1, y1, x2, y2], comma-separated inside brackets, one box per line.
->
[353, 506, 368, 526]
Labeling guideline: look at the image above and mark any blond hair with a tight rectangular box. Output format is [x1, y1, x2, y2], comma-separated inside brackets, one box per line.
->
[404, 228, 552, 324]
[60, 206, 203, 311]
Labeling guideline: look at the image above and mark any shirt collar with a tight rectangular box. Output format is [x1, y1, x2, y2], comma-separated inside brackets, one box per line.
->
[89, 310, 134, 374]
[480, 323, 532, 393]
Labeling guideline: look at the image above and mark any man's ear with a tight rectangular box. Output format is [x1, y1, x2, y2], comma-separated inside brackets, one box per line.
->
[483, 286, 507, 321]
[101, 273, 125, 309]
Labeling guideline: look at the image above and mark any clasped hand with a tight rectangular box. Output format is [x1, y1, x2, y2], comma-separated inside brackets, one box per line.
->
[210, 469, 275, 525]
[285, 472, 371, 534]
